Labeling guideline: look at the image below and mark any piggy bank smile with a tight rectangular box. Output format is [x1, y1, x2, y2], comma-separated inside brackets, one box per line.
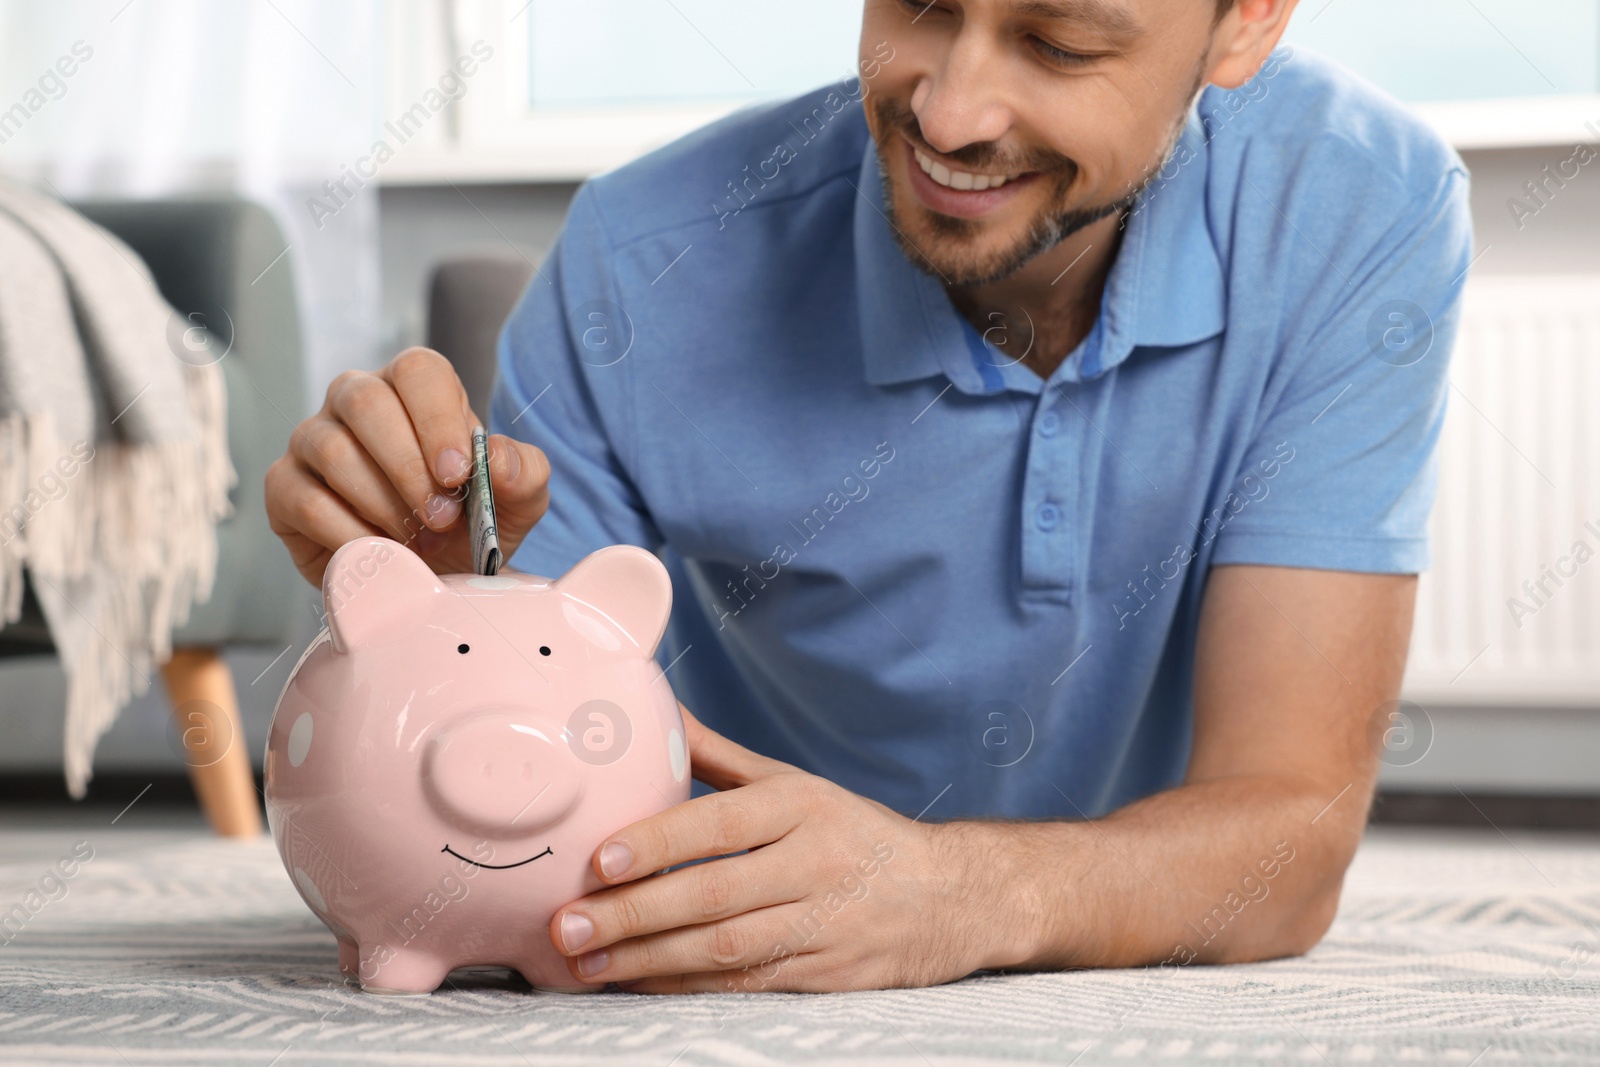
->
[265, 536, 691, 995]
[440, 844, 553, 870]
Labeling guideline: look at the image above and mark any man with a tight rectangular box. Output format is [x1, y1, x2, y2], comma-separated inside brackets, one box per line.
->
[266, 0, 1471, 993]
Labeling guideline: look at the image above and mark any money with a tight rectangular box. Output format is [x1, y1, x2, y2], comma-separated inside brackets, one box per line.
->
[467, 424, 501, 576]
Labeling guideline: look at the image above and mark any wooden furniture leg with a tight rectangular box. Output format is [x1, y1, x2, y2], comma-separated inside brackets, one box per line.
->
[160, 647, 263, 838]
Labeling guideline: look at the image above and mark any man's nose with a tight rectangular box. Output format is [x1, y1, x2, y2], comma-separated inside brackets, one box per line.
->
[910, 38, 1015, 154]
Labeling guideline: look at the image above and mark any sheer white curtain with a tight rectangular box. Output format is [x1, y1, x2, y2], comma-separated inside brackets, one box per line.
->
[0, 0, 389, 409]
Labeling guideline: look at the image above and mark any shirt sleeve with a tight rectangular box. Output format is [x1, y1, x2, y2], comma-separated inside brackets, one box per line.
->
[1209, 163, 1474, 574]
[488, 181, 665, 580]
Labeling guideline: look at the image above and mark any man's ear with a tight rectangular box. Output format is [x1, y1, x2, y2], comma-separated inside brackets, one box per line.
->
[1206, 0, 1299, 90]
[322, 536, 445, 654]
[555, 545, 674, 656]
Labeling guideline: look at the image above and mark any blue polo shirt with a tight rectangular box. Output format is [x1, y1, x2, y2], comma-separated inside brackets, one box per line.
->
[491, 46, 1473, 821]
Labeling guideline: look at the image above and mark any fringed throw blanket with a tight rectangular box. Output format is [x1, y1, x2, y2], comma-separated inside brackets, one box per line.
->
[0, 179, 234, 797]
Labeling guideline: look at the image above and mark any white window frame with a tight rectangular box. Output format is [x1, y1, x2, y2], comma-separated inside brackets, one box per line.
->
[380, 0, 752, 183]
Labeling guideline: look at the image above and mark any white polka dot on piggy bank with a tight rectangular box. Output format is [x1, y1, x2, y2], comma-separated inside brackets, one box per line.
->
[668, 727, 687, 783]
[265, 537, 688, 995]
[287, 712, 313, 767]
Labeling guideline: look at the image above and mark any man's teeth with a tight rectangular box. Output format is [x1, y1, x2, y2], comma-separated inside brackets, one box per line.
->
[914, 147, 1011, 191]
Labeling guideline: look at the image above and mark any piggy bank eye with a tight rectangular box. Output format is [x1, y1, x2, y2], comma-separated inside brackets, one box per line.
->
[539, 645, 551, 656]
[457, 643, 470, 654]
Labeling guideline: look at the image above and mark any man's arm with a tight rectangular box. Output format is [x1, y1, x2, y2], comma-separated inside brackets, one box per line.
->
[950, 563, 1414, 971]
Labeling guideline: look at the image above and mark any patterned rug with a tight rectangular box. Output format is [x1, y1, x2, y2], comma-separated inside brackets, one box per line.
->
[1, 815, 1598, 1066]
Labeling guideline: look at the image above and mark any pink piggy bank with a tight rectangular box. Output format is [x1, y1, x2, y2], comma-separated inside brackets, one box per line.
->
[265, 535, 690, 995]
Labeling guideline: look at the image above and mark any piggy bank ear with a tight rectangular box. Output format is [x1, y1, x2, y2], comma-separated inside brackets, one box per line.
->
[555, 545, 673, 656]
[321, 536, 445, 654]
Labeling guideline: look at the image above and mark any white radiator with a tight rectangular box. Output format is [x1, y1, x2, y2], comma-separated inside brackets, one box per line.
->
[1403, 274, 1600, 706]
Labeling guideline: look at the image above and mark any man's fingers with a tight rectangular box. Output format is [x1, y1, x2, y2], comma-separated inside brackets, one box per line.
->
[486, 433, 550, 559]
[560, 902, 827, 986]
[592, 781, 801, 884]
[614, 948, 838, 994]
[679, 702, 793, 790]
[384, 348, 476, 488]
[327, 365, 462, 534]
[550, 847, 804, 961]
[265, 456, 387, 583]
[266, 351, 543, 587]
[287, 417, 428, 545]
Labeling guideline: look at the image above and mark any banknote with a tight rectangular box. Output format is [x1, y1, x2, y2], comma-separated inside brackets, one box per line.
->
[468, 424, 500, 576]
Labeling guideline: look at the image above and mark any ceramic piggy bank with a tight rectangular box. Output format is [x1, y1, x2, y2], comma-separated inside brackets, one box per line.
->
[265, 535, 690, 995]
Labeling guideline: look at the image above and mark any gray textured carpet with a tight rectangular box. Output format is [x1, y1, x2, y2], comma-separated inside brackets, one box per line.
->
[1, 812, 1598, 1066]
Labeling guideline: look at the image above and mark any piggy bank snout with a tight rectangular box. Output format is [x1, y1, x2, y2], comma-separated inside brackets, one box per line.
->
[424, 715, 580, 835]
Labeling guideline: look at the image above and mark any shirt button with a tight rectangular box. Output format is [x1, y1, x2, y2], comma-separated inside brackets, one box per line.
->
[1037, 410, 1061, 438]
[1035, 502, 1062, 531]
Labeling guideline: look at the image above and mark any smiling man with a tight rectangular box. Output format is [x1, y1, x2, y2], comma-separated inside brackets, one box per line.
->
[267, 0, 1472, 992]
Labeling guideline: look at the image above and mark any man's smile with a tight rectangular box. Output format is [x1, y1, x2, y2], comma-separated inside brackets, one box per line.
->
[441, 845, 553, 870]
[901, 135, 1039, 219]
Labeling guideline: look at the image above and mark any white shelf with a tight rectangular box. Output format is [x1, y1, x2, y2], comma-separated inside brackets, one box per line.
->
[1412, 94, 1600, 151]
[377, 103, 745, 185]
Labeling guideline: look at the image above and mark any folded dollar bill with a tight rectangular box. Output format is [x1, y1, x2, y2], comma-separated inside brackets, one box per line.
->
[468, 424, 501, 576]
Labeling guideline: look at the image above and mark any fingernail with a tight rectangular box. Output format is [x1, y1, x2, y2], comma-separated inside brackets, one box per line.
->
[576, 949, 608, 979]
[559, 911, 594, 953]
[504, 442, 521, 482]
[599, 842, 633, 880]
[436, 447, 469, 482]
[425, 493, 461, 528]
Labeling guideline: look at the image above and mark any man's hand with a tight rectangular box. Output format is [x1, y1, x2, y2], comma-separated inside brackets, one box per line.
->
[265, 348, 551, 584]
[546, 706, 1019, 993]
[545, 564, 1416, 992]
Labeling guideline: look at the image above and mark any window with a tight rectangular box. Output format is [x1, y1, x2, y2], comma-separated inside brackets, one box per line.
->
[1284, 0, 1599, 101]
[525, 0, 864, 108]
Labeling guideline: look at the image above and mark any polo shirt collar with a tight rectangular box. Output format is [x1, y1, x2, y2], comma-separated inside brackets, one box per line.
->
[854, 104, 1226, 392]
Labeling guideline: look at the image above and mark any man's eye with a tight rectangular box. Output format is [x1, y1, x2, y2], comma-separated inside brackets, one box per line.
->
[897, 0, 946, 18]
[1031, 37, 1098, 68]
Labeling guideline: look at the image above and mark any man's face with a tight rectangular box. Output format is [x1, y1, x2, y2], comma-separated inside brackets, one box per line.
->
[860, 0, 1224, 287]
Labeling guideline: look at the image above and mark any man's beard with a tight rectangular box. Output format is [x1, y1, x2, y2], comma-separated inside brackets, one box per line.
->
[867, 83, 1199, 288]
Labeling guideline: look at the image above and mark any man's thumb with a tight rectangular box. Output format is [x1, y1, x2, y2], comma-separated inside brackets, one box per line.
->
[487, 433, 550, 547]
